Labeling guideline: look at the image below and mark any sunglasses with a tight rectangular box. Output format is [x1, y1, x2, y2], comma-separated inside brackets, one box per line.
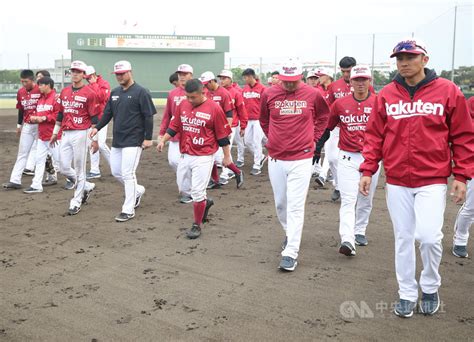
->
[392, 41, 427, 54]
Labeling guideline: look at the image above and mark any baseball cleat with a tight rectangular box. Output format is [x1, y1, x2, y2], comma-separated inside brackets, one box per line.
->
[68, 206, 81, 216]
[135, 189, 145, 209]
[86, 172, 101, 180]
[339, 242, 356, 256]
[315, 176, 325, 187]
[115, 212, 135, 222]
[3, 182, 21, 190]
[236, 161, 245, 168]
[250, 167, 261, 176]
[452, 245, 468, 258]
[394, 299, 417, 318]
[42, 176, 57, 186]
[226, 171, 236, 180]
[22, 169, 35, 176]
[420, 292, 440, 316]
[202, 198, 214, 223]
[64, 178, 76, 190]
[331, 189, 341, 202]
[279, 256, 297, 271]
[207, 179, 221, 189]
[218, 177, 229, 186]
[236, 170, 244, 189]
[81, 185, 95, 204]
[179, 194, 193, 204]
[45, 155, 55, 175]
[186, 223, 202, 239]
[23, 187, 43, 194]
[355, 234, 368, 246]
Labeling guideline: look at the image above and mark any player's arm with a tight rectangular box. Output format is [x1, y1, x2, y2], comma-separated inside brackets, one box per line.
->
[313, 91, 330, 142]
[235, 92, 248, 133]
[158, 93, 173, 141]
[90, 97, 113, 143]
[259, 91, 270, 137]
[139, 88, 157, 149]
[157, 104, 181, 152]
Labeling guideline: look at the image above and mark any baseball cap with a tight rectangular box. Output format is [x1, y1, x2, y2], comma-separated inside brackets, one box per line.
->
[85, 65, 96, 77]
[315, 67, 332, 77]
[306, 70, 319, 79]
[176, 64, 193, 74]
[217, 69, 233, 79]
[70, 60, 87, 72]
[113, 60, 132, 74]
[199, 71, 216, 85]
[350, 65, 372, 80]
[390, 38, 428, 58]
[279, 60, 303, 82]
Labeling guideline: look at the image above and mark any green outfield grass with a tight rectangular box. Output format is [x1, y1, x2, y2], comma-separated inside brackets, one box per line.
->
[0, 98, 166, 109]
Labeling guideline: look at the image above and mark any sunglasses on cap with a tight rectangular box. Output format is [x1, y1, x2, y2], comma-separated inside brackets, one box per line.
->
[392, 41, 427, 55]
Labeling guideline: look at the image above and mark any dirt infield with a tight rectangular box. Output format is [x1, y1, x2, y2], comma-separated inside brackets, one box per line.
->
[0, 108, 473, 341]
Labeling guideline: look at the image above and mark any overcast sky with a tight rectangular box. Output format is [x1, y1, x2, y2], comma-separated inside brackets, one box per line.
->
[0, 0, 472, 73]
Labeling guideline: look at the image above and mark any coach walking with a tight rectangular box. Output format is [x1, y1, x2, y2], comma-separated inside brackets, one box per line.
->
[89, 61, 157, 222]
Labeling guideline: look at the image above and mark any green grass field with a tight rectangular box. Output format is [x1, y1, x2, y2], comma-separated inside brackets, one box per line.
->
[0, 98, 166, 109]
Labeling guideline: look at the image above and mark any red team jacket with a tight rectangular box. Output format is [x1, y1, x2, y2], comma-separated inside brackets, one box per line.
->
[36, 90, 62, 141]
[242, 82, 266, 120]
[360, 71, 473, 187]
[328, 92, 376, 152]
[160, 86, 187, 142]
[169, 98, 232, 156]
[205, 86, 233, 115]
[260, 83, 330, 161]
[16, 85, 41, 124]
[87, 76, 111, 119]
[58, 85, 99, 130]
[224, 84, 248, 129]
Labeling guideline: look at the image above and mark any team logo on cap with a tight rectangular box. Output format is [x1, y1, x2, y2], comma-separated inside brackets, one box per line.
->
[283, 66, 298, 75]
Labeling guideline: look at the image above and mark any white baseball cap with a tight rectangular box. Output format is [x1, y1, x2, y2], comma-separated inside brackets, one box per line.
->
[315, 67, 332, 77]
[279, 60, 303, 82]
[176, 64, 193, 74]
[390, 38, 428, 58]
[199, 71, 216, 85]
[217, 69, 233, 79]
[113, 60, 132, 74]
[306, 70, 319, 79]
[350, 65, 372, 80]
[70, 60, 87, 72]
[85, 65, 96, 76]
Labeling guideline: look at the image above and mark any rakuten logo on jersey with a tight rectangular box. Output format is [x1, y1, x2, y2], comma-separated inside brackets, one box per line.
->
[243, 91, 261, 99]
[275, 100, 307, 115]
[385, 100, 444, 119]
[340, 114, 369, 131]
[36, 104, 53, 112]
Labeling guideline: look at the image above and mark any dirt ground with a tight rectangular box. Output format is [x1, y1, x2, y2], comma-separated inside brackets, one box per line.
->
[0, 107, 473, 341]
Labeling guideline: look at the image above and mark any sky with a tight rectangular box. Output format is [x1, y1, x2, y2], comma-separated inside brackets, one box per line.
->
[0, 0, 472, 73]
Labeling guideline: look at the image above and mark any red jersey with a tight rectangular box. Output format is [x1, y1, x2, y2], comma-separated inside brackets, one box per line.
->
[58, 84, 99, 130]
[36, 90, 62, 141]
[360, 72, 473, 187]
[316, 84, 330, 103]
[206, 86, 233, 114]
[242, 82, 266, 120]
[87, 76, 111, 119]
[260, 83, 330, 161]
[224, 84, 248, 129]
[327, 78, 375, 104]
[169, 98, 232, 156]
[328, 93, 376, 152]
[159, 86, 187, 142]
[16, 85, 41, 124]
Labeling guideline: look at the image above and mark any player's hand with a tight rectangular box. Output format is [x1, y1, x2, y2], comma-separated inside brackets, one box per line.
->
[240, 129, 245, 137]
[142, 139, 153, 150]
[223, 155, 232, 167]
[89, 128, 98, 139]
[359, 176, 372, 196]
[16, 126, 22, 137]
[50, 134, 58, 147]
[450, 180, 467, 204]
[90, 141, 99, 154]
[157, 141, 165, 152]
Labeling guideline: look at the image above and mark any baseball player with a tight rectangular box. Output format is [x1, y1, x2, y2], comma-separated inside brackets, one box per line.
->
[452, 96, 474, 258]
[326, 65, 380, 256]
[242, 68, 267, 175]
[50, 60, 99, 215]
[217, 70, 248, 183]
[260, 61, 330, 271]
[23, 76, 61, 193]
[306, 70, 319, 87]
[200, 71, 244, 189]
[85, 65, 111, 180]
[159, 64, 194, 204]
[3, 70, 41, 190]
[169, 72, 179, 88]
[157, 79, 233, 239]
[90, 61, 156, 222]
[359, 39, 473, 317]
[270, 71, 281, 86]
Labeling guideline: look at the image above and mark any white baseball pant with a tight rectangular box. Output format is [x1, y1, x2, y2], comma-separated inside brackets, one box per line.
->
[177, 154, 214, 202]
[219, 129, 237, 180]
[89, 125, 111, 174]
[30, 140, 60, 191]
[386, 183, 446, 302]
[453, 180, 474, 246]
[110, 146, 145, 215]
[59, 130, 95, 209]
[320, 126, 340, 189]
[168, 141, 191, 197]
[245, 120, 264, 170]
[233, 124, 245, 164]
[268, 157, 313, 260]
[26, 137, 38, 171]
[9, 123, 38, 184]
[337, 150, 380, 245]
